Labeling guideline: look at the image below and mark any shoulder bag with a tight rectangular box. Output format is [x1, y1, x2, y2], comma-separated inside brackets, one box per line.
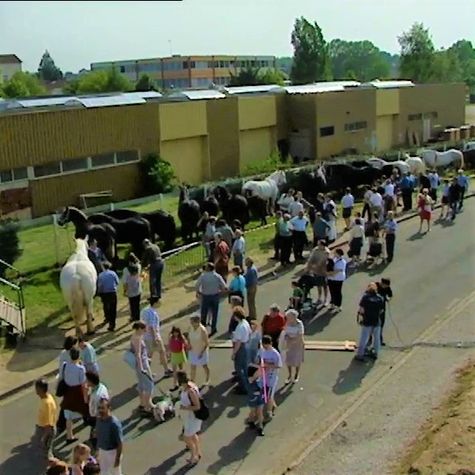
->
[56, 362, 67, 397]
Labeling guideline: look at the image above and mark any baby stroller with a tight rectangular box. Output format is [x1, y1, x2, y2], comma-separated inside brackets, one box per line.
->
[292, 273, 318, 319]
[366, 237, 383, 265]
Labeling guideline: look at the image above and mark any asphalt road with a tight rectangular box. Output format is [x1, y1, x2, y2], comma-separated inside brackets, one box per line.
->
[0, 201, 474, 475]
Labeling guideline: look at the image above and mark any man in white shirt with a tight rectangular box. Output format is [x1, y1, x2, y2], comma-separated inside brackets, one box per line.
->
[362, 186, 373, 220]
[290, 211, 309, 260]
[277, 189, 295, 213]
[141, 296, 172, 377]
[327, 248, 347, 311]
[288, 195, 304, 217]
[85, 371, 110, 450]
[341, 187, 355, 230]
[231, 229, 246, 268]
[231, 307, 251, 394]
[369, 188, 383, 221]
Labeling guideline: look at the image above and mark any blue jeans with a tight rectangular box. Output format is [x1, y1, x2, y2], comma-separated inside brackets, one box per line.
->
[357, 325, 381, 357]
[200, 294, 220, 332]
[234, 344, 249, 391]
[149, 260, 164, 298]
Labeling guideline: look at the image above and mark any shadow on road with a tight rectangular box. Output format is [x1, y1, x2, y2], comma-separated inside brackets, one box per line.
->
[0, 437, 47, 475]
[332, 358, 374, 395]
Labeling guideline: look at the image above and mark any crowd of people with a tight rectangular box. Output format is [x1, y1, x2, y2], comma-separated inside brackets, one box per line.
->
[37, 166, 469, 474]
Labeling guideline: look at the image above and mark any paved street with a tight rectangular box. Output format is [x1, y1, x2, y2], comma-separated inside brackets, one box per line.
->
[0, 201, 474, 475]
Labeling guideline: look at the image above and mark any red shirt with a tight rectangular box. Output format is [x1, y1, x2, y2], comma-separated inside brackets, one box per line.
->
[169, 336, 186, 353]
[262, 312, 286, 334]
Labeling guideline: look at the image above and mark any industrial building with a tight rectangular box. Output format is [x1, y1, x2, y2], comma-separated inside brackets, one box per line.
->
[0, 54, 22, 82]
[0, 81, 467, 218]
[91, 54, 277, 89]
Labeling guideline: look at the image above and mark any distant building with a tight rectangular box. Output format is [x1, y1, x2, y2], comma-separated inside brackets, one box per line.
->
[0, 54, 22, 82]
[91, 54, 277, 89]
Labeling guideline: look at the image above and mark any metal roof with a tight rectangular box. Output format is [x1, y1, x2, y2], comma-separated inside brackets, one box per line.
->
[15, 96, 78, 108]
[123, 91, 163, 99]
[168, 90, 226, 100]
[362, 80, 414, 89]
[284, 84, 344, 94]
[223, 84, 283, 95]
[72, 95, 146, 108]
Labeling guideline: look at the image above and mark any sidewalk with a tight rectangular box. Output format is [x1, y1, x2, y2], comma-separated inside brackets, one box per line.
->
[0, 193, 471, 401]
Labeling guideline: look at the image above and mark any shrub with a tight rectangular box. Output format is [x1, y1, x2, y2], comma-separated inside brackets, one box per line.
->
[141, 153, 176, 194]
[0, 219, 22, 278]
[242, 150, 292, 177]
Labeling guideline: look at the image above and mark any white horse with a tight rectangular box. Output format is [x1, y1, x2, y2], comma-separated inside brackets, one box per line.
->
[60, 238, 97, 336]
[366, 157, 410, 175]
[420, 149, 464, 169]
[403, 154, 426, 175]
[242, 170, 287, 211]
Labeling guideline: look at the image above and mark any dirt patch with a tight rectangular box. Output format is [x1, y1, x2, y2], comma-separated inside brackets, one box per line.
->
[395, 359, 475, 475]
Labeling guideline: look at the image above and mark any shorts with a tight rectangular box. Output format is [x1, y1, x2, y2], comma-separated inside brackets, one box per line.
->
[248, 391, 265, 408]
[135, 368, 154, 393]
[145, 337, 165, 356]
[314, 275, 327, 287]
[342, 207, 352, 219]
[263, 378, 278, 399]
[189, 349, 209, 366]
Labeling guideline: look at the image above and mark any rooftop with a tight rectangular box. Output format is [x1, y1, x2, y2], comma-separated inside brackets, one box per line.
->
[0, 54, 22, 64]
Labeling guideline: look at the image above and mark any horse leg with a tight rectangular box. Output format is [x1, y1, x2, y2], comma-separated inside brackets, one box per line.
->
[86, 302, 95, 335]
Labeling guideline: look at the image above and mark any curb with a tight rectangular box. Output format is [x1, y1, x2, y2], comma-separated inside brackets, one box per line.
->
[1, 192, 472, 402]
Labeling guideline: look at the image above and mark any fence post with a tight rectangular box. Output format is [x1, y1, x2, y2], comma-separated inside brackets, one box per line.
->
[110, 202, 115, 211]
[52, 214, 60, 266]
[159, 194, 163, 209]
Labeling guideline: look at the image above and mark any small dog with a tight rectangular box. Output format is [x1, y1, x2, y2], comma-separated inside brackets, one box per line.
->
[152, 394, 177, 422]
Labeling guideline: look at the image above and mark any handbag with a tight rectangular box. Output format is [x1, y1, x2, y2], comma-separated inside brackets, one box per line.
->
[55, 363, 67, 397]
[194, 397, 210, 421]
[123, 349, 137, 370]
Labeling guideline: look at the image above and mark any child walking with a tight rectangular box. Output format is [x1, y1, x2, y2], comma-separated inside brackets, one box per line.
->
[246, 364, 265, 436]
[168, 327, 188, 391]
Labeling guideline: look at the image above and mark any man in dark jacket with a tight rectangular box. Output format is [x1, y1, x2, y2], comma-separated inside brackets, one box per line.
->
[376, 278, 393, 345]
[354, 283, 385, 361]
[448, 177, 461, 221]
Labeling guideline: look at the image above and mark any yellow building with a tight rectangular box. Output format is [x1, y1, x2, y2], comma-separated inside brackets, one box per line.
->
[0, 82, 467, 217]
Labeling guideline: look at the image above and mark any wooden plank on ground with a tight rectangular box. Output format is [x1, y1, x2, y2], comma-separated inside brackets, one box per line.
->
[209, 340, 356, 352]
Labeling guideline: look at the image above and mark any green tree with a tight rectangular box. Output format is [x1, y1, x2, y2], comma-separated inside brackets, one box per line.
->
[37, 50, 63, 82]
[276, 57, 293, 75]
[140, 153, 176, 194]
[75, 68, 132, 94]
[135, 74, 156, 91]
[229, 67, 262, 86]
[448, 39, 475, 92]
[290, 17, 331, 84]
[328, 39, 391, 82]
[0, 220, 22, 278]
[1, 71, 46, 98]
[259, 68, 286, 85]
[398, 22, 435, 82]
[430, 50, 463, 82]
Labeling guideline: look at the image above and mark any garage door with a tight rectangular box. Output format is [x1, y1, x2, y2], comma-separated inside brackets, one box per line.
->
[160, 137, 206, 185]
[240, 127, 274, 171]
[376, 115, 393, 152]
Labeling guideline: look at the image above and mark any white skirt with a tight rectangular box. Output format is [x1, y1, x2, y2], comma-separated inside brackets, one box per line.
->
[189, 349, 209, 366]
[182, 411, 202, 437]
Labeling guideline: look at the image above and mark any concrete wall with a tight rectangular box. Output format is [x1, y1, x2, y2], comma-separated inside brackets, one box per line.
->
[207, 98, 240, 179]
[30, 163, 141, 217]
[0, 62, 22, 81]
[399, 83, 466, 145]
[315, 89, 377, 159]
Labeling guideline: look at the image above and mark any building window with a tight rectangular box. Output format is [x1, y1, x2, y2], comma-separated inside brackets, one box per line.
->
[183, 61, 188, 69]
[116, 150, 139, 164]
[33, 162, 61, 178]
[13, 167, 28, 180]
[344, 121, 367, 132]
[0, 170, 13, 183]
[408, 113, 422, 121]
[91, 153, 115, 168]
[320, 126, 335, 137]
[119, 66, 125, 73]
[61, 157, 88, 173]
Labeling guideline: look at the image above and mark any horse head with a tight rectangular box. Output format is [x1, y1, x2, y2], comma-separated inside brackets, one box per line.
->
[57, 206, 70, 226]
[269, 170, 287, 187]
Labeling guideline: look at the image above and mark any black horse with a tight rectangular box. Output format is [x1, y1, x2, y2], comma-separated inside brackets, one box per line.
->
[87, 212, 152, 256]
[325, 163, 382, 193]
[106, 209, 176, 250]
[189, 187, 220, 217]
[213, 185, 250, 228]
[178, 185, 201, 242]
[57, 206, 116, 261]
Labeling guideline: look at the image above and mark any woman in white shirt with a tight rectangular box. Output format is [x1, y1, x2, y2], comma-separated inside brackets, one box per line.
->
[326, 248, 347, 311]
[348, 218, 365, 265]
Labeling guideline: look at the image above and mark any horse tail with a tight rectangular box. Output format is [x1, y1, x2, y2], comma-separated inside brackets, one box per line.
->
[68, 274, 86, 324]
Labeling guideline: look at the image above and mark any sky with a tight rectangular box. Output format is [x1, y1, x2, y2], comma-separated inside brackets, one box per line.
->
[1, 0, 474, 73]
